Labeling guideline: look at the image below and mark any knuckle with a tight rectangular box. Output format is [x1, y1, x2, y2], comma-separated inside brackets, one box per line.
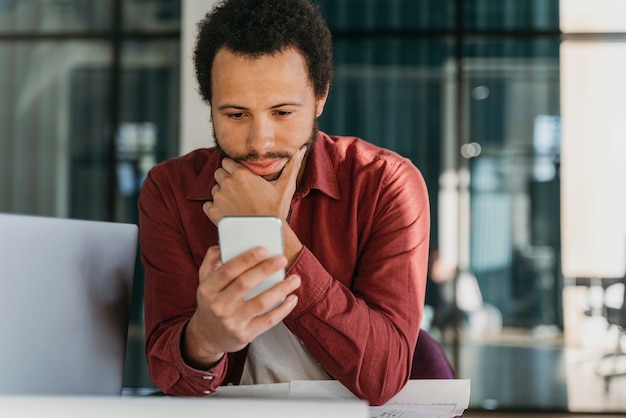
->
[219, 261, 238, 279]
[225, 322, 249, 345]
[196, 284, 215, 305]
[207, 302, 225, 320]
[221, 174, 236, 188]
[262, 313, 280, 329]
[198, 260, 213, 278]
[243, 249, 264, 264]
[232, 330, 248, 345]
[255, 297, 277, 314]
[207, 207, 221, 224]
[233, 274, 255, 294]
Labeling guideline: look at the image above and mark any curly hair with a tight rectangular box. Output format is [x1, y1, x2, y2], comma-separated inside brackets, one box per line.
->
[193, 0, 333, 104]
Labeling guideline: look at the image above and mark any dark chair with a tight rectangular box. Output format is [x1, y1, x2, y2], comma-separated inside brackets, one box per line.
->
[411, 329, 461, 417]
[410, 329, 456, 379]
[596, 276, 626, 393]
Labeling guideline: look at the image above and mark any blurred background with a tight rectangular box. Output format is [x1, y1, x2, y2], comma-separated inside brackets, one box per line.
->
[1, 0, 625, 414]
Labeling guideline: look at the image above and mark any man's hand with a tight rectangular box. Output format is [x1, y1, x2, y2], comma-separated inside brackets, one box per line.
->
[182, 245, 301, 370]
[203, 146, 307, 224]
[184, 146, 307, 370]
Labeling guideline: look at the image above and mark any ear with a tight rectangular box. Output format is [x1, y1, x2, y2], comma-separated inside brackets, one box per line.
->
[315, 84, 330, 117]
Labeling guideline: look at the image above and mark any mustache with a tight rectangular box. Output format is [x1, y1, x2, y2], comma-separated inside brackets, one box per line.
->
[227, 151, 293, 162]
[213, 118, 319, 163]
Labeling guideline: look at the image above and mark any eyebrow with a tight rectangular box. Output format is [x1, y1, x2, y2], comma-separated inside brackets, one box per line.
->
[216, 102, 303, 111]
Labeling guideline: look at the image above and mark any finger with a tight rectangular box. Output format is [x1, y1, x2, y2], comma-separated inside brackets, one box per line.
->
[202, 247, 269, 294]
[198, 246, 222, 283]
[202, 200, 220, 225]
[248, 292, 299, 333]
[222, 254, 287, 299]
[220, 158, 240, 174]
[214, 167, 228, 184]
[203, 200, 213, 216]
[244, 274, 301, 316]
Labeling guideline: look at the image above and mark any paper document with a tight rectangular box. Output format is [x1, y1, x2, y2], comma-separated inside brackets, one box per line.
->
[213, 379, 470, 418]
[369, 379, 470, 418]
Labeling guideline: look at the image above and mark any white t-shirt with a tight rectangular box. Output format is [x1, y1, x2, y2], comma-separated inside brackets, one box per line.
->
[240, 322, 331, 384]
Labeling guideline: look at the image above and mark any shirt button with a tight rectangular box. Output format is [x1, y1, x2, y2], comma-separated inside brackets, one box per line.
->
[203, 375, 214, 381]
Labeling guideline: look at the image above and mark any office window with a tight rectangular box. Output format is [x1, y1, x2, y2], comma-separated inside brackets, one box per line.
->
[0, 0, 180, 389]
[0, 0, 112, 33]
[464, 0, 559, 30]
[0, 40, 112, 216]
[315, 0, 625, 413]
[317, 0, 455, 31]
[312, 0, 624, 413]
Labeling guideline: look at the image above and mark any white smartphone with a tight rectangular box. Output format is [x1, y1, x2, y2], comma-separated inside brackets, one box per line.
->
[217, 216, 285, 301]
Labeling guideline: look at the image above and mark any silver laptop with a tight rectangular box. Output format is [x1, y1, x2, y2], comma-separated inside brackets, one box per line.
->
[0, 213, 138, 395]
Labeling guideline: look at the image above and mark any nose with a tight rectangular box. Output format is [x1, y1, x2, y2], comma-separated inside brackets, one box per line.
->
[246, 115, 275, 156]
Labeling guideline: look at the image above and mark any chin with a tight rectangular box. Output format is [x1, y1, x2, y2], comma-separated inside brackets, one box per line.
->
[262, 172, 282, 182]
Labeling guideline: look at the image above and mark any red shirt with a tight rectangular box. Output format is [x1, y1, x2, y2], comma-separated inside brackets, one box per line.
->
[138, 132, 430, 406]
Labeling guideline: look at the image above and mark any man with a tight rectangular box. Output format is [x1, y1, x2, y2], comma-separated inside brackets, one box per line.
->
[138, 0, 430, 406]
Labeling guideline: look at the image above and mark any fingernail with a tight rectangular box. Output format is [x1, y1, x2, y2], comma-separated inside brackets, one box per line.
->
[287, 294, 298, 307]
[290, 275, 301, 287]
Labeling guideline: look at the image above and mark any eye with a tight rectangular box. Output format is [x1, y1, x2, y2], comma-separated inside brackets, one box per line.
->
[274, 110, 292, 117]
[228, 112, 245, 120]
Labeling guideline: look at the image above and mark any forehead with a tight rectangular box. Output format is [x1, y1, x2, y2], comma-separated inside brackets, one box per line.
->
[211, 47, 314, 98]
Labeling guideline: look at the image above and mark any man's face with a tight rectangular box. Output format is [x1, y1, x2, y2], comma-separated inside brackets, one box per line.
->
[210, 47, 328, 181]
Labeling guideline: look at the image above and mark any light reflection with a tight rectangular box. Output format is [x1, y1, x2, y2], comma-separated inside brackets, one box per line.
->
[460, 142, 482, 159]
[472, 85, 490, 100]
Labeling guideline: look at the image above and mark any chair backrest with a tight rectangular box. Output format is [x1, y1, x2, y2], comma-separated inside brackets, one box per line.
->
[410, 329, 456, 379]
[0, 213, 138, 395]
[604, 276, 626, 326]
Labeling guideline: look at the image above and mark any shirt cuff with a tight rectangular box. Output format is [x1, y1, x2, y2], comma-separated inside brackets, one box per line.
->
[171, 321, 226, 395]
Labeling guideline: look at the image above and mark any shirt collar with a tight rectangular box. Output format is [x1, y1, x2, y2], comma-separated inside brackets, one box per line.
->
[185, 131, 340, 202]
[185, 150, 220, 201]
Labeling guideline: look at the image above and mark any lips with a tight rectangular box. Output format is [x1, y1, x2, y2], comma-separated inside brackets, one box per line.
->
[241, 159, 285, 177]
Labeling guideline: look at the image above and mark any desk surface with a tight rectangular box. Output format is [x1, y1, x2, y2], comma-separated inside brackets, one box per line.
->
[1, 379, 470, 418]
[0, 396, 369, 418]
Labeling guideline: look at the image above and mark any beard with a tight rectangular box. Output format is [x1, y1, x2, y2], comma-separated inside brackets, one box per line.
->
[213, 118, 320, 180]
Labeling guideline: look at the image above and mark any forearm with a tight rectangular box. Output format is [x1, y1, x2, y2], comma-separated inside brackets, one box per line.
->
[283, 247, 424, 406]
[282, 159, 430, 406]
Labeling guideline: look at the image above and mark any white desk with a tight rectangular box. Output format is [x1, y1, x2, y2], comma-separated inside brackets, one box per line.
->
[0, 396, 369, 418]
[1, 379, 470, 418]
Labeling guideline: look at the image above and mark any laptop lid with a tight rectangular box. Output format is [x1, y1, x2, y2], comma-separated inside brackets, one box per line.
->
[0, 213, 138, 395]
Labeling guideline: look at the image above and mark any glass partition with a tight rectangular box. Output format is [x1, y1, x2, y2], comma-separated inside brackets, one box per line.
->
[123, 0, 180, 31]
[0, 0, 112, 33]
[449, 48, 564, 410]
[0, 41, 112, 217]
[315, 0, 600, 412]
[318, 0, 626, 412]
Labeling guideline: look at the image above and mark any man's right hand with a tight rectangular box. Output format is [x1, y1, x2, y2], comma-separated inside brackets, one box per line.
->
[182, 245, 301, 370]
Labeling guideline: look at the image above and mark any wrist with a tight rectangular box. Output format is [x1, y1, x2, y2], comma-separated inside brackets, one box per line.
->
[181, 320, 225, 370]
